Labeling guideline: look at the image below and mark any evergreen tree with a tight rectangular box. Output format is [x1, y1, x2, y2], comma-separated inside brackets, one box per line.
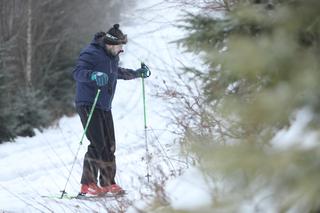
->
[0, 34, 18, 141]
[161, 0, 320, 211]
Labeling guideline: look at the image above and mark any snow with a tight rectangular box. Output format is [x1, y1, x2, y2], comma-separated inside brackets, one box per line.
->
[165, 166, 212, 211]
[271, 107, 319, 149]
[0, 0, 209, 212]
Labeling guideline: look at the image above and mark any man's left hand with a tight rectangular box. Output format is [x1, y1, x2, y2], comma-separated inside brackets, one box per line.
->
[135, 63, 151, 78]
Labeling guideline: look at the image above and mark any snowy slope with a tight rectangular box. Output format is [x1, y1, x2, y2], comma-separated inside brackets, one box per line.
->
[0, 1, 203, 212]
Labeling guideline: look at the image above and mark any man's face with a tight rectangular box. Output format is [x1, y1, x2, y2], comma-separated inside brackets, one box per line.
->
[106, 44, 123, 56]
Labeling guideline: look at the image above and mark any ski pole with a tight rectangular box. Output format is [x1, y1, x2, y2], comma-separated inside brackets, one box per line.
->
[60, 89, 101, 199]
[141, 62, 151, 182]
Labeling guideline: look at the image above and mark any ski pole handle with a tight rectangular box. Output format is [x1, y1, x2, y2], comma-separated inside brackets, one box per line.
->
[141, 62, 151, 78]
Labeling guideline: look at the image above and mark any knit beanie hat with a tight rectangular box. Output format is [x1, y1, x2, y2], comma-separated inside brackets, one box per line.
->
[104, 24, 127, 45]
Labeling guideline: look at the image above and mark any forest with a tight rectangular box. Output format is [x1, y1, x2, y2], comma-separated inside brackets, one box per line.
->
[0, 0, 131, 142]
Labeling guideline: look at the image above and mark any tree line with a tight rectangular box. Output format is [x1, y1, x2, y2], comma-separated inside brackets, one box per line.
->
[0, 0, 132, 142]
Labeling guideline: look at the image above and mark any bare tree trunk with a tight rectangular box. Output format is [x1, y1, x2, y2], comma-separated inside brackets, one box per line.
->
[26, 0, 32, 86]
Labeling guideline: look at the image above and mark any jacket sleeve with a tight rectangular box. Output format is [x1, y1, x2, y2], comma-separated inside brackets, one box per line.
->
[117, 67, 138, 80]
[73, 52, 96, 82]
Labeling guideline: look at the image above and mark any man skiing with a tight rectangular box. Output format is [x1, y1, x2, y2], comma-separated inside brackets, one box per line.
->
[73, 24, 150, 196]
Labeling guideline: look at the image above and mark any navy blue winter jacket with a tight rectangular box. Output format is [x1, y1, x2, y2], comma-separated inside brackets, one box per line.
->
[73, 36, 138, 111]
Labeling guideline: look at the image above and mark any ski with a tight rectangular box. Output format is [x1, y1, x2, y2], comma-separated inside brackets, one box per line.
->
[42, 191, 127, 201]
[73, 192, 127, 201]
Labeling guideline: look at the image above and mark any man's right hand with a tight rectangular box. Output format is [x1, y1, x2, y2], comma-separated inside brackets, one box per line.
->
[91, 71, 108, 87]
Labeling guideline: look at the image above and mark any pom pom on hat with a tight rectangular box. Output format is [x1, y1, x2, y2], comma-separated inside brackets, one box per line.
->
[104, 24, 127, 45]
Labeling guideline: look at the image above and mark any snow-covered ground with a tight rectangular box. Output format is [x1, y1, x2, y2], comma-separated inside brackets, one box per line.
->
[0, 1, 209, 212]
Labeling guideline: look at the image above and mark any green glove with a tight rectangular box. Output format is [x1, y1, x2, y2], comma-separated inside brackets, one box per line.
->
[91, 71, 108, 86]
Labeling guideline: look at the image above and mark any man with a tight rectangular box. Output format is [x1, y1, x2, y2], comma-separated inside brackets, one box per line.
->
[73, 24, 150, 196]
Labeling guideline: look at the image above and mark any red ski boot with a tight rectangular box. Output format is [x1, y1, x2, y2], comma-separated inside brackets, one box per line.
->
[100, 184, 125, 195]
[80, 183, 101, 196]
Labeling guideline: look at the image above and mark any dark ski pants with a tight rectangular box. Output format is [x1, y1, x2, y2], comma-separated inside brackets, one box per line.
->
[76, 106, 116, 187]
